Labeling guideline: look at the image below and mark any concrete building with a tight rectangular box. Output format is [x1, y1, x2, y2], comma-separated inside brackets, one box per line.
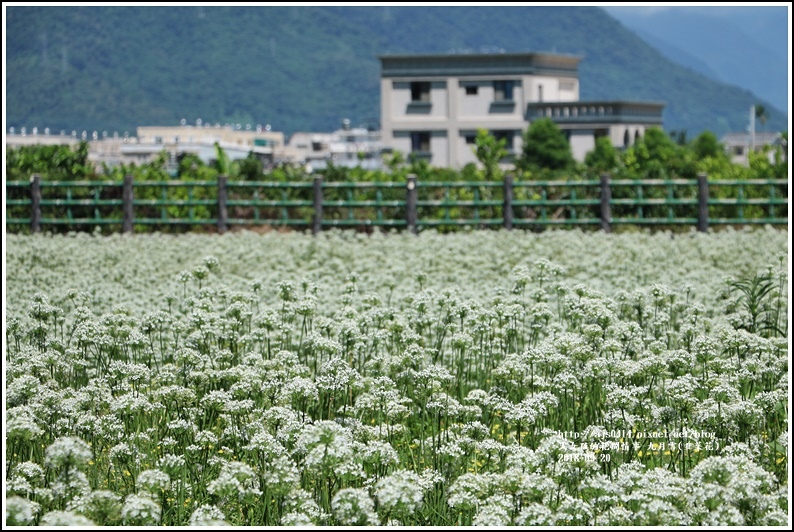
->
[720, 131, 786, 166]
[379, 52, 665, 168]
[131, 124, 285, 168]
[284, 120, 389, 171]
[6, 124, 287, 171]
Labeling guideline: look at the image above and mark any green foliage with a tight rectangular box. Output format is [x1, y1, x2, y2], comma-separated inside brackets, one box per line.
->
[618, 127, 697, 179]
[5, 131, 787, 234]
[383, 150, 408, 181]
[460, 162, 480, 182]
[726, 271, 786, 337]
[5, 141, 96, 181]
[408, 154, 433, 181]
[691, 131, 724, 160]
[519, 118, 575, 175]
[747, 139, 788, 180]
[212, 143, 240, 178]
[754, 104, 769, 131]
[583, 136, 618, 173]
[669, 129, 688, 146]
[472, 128, 507, 181]
[177, 153, 208, 179]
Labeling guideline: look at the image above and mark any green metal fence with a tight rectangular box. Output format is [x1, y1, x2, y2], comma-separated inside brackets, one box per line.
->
[5, 174, 788, 234]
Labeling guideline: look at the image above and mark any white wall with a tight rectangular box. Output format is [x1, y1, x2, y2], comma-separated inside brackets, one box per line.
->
[569, 130, 596, 163]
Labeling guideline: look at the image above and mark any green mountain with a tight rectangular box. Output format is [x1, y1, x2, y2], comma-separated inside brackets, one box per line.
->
[5, 6, 788, 139]
[605, 6, 789, 116]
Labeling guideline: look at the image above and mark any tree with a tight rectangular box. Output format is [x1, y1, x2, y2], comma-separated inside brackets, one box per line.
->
[670, 129, 688, 146]
[383, 150, 408, 180]
[473, 128, 507, 181]
[584, 136, 618, 173]
[213, 142, 240, 178]
[237, 152, 264, 181]
[691, 131, 724, 160]
[519, 118, 574, 173]
[754, 104, 769, 132]
[620, 127, 696, 179]
[6, 141, 96, 181]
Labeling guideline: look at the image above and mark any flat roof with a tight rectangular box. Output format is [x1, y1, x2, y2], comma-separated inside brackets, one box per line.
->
[380, 52, 581, 78]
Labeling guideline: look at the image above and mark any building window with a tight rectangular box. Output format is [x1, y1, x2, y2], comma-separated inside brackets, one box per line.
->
[411, 132, 430, 152]
[734, 146, 744, 156]
[154, 136, 163, 144]
[492, 130, 514, 152]
[410, 81, 431, 102]
[538, 84, 543, 102]
[465, 134, 476, 145]
[465, 85, 478, 95]
[494, 80, 514, 102]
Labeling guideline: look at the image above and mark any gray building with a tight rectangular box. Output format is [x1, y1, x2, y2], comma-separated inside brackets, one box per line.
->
[379, 52, 665, 168]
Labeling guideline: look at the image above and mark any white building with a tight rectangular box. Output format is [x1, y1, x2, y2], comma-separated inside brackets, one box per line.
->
[6, 124, 286, 171]
[379, 52, 665, 168]
[720, 131, 786, 166]
[284, 120, 389, 171]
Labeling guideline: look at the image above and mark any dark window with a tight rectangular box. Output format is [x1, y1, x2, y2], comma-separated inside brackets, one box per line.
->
[494, 80, 514, 101]
[538, 84, 543, 102]
[465, 85, 478, 95]
[410, 82, 431, 102]
[492, 130, 514, 150]
[465, 134, 477, 145]
[411, 132, 430, 152]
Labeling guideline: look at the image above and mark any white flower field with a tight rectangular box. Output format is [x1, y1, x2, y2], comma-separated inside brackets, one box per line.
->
[4, 227, 790, 526]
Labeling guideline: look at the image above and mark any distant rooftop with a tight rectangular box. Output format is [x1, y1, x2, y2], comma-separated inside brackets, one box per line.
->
[379, 51, 581, 78]
[721, 131, 782, 145]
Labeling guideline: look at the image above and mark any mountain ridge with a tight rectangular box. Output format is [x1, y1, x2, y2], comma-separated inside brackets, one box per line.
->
[5, 6, 788, 139]
[604, 6, 789, 116]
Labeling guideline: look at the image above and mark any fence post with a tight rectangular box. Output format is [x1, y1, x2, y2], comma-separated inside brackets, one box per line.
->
[313, 175, 323, 235]
[503, 173, 514, 230]
[30, 173, 42, 233]
[600, 172, 612, 233]
[697, 173, 709, 232]
[217, 175, 228, 234]
[406, 174, 418, 235]
[122, 174, 134, 233]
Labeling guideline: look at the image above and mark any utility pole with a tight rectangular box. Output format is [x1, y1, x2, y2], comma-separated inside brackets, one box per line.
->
[749, 105, 756, 154]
